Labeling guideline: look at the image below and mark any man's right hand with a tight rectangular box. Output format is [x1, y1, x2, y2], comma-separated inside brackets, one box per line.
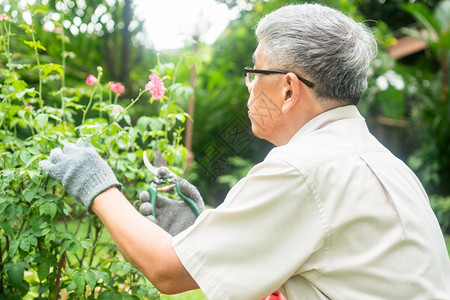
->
[138, 179, 205, 236]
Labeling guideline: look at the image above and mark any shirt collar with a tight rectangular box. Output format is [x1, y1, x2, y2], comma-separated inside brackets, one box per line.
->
[288, 105, 364, 144]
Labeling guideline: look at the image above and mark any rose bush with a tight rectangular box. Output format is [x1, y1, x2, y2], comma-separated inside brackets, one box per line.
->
[0, 10, 193, 300]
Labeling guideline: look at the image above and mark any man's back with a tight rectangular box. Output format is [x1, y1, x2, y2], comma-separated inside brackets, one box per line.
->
[271, 106, 450, 299]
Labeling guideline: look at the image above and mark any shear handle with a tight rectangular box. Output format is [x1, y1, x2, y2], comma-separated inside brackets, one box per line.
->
[175, 180, 201, 217]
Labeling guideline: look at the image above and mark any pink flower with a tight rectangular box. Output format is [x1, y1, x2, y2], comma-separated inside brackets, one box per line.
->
[0, 13, 8, 21]
[146, 74, 166, 100]
[86, 74, 97, 86]
[109, 82, 125, 96]
[24, 105, 33, 110]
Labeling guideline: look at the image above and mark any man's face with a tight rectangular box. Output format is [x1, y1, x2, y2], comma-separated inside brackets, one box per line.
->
[246, 44, 285, 143]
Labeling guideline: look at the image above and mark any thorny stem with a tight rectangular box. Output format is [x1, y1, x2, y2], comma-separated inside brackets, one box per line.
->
[54, 247, 66, 300]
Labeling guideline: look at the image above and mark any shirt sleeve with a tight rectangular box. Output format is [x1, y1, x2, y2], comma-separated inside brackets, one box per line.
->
[173, 158, 327, 300]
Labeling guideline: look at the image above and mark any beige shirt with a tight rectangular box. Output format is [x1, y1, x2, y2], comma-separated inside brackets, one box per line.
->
[173, 105, 450, 300]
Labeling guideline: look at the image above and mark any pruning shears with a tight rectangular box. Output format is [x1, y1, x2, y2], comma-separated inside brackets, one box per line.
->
[143, 150, 201, 222]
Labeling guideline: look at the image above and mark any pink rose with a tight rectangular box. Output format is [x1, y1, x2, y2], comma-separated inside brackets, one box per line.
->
[24, 105, 33, 110]
[0, 14, 8, 21]
[109, 82, 125, 96]
[146, 74, 165, 100]
[86, 74, 97, 86]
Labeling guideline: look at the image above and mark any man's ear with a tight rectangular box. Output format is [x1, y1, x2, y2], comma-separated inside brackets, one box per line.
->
[281, 73, 300, 113]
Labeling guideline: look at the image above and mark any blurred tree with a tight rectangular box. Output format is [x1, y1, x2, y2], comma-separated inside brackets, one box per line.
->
[403, 0, 449, 100]
[357, 0, 441, 30]
[402, 0, 450, 196]
[1, 0, 157, 96]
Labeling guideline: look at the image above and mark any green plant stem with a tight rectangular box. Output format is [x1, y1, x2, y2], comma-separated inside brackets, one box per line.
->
[441, 51, 447, 101]
[0, 236, 4, 295]
[82, 71, 103, 126]
[79, 217, 93, 268]
[99, 86, 103, 120]
[0, 21, 12, 129]
[29, 114, 36, 136]
[95, 89, 146, 138]
[15, 217, 28, 240]
[73, 213, 83, 236]
[60, 24, 66, 125]
[170, 53, 185, 95]
[82, 85, 98, 125]
[88, 225, 101, 266]
[29, 22, 43, 108]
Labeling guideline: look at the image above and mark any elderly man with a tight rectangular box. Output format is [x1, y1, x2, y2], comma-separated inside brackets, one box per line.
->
[40, 3, 450, 300]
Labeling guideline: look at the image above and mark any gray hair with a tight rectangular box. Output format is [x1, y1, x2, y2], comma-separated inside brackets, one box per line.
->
[255, 4, 378, 105]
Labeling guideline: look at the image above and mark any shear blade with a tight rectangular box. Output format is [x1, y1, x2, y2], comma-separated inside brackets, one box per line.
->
[143, 150, 160, 176]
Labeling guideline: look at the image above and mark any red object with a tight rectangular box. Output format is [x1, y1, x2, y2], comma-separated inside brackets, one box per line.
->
[262, 290, 286, 300]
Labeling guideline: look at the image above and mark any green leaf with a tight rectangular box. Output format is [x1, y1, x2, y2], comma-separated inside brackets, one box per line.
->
[15, 88, 36, 99]
[39, 202, 58, 219]
[20, 150, 31, 164]
[24, 153, 45, 168]
[9, 240, 20, 257]
[73, 272, 86, 296]
[37, 262, 50, 280]
[91, 269, 110, 284]
[4, 205, 15, 219]
[124, 114, 131, 126]
[85, 270, 97, 290]
[404, 3, 439, 35]
[20, 239, 30, 252]
[0, 223, 13, 237]
[80, 240, 92, 250]
[126, 152, 137, 162]
[66, 282, 77, 292]
[28, 236, 38, 247]
[0, 202, 8, 214]
[24, 40, 47, 51]
[7, 263, 24, 288]
[35, 114, 48, 129]
[34, 8, 47, 15]
[24, 189, 37, 202]
[98, 291, 122, 300]
[41, 63, 63, 78]
[379, 87, 405, 119]
[59, 240, 73, 255]
[18, 24, 32, 33]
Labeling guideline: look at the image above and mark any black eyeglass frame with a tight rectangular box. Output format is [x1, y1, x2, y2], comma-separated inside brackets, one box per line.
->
[244, 67, 315, 88]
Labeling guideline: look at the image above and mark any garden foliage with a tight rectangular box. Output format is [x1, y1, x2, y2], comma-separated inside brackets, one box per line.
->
[0, 9, 191, 299]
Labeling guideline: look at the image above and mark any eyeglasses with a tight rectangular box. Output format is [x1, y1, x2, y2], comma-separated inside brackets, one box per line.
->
[244, 67, 315, 88]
